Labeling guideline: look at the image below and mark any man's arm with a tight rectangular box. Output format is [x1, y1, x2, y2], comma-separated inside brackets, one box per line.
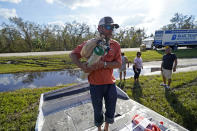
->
[69, 53, 91, 73]
[161, 55, 164, 71]
[173, 59, 177, 72]
[91, 51, 122, 70]
[104, 60, 121, 69]
[90, 59, 121, 71]
[104, 46, 122, 69]
[161, 61, 163, 71]
[70, 53, 83, 68]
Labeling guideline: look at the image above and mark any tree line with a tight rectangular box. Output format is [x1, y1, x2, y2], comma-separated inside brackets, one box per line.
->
[0, 13, 197, 53]
[0, 17, 145, 53]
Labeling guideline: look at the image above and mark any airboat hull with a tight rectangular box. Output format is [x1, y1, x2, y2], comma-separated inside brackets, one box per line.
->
[35, 82, 188, 131]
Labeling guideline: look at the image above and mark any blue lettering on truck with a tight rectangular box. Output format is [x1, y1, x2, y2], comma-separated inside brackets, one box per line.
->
[171, 35, 176, 40]
[171, 34, 197, 41]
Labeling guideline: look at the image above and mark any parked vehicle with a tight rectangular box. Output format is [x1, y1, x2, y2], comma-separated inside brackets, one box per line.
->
[153, 29, 197, 50]
[142, 37, 154, 49]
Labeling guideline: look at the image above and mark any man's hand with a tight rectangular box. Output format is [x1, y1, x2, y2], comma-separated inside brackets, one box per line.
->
[82, 60, 105, 73]
[90, 60, 105, 70]
[80, 62, 93, 73]
[173, 67, 176, 72]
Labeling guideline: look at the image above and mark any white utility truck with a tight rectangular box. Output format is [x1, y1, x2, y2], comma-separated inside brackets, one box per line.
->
[153, 29, 197, 50]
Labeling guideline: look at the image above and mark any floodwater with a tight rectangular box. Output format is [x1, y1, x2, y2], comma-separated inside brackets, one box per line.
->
[0, 70, 83, 92]
[1, 59, 197, 92]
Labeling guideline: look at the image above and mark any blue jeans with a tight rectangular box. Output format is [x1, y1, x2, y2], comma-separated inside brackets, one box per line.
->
[90, 84, 117, 127]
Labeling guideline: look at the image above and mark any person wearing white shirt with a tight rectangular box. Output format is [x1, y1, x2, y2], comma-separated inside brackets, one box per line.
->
[133, 52, 143, 82]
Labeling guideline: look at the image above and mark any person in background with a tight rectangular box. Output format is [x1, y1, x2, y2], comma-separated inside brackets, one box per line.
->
[160, 46, 177, 89]
[119, 52, 129, 82]
[70, 16, 121, 131]
[133, 51, 143, 82]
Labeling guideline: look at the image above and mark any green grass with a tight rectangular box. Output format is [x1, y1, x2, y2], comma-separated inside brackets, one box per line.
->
[0, 54, 77, 74]
[1, 48, 197, 74]
[125, 48, 197, 62]
[0, 84, 75, 130]
[125, 50, 163, 62]
[116, 71, 197, 130]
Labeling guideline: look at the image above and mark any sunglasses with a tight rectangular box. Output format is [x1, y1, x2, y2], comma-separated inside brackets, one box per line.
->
[103, 25, 114, 30]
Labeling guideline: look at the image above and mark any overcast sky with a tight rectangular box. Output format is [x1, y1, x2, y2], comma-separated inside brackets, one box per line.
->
[0, 0, 196, 35]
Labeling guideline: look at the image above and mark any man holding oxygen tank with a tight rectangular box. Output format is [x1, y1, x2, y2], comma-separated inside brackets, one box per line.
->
[70, 16, 121, 131]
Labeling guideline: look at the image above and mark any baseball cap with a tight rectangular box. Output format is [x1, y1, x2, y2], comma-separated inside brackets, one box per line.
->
[98, 16, 119, 29]
[165, 46, 170, 49]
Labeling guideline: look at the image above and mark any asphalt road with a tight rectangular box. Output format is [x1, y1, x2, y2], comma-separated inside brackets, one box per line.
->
[0, 48, 140, 57]
[0, 47, 190, 57]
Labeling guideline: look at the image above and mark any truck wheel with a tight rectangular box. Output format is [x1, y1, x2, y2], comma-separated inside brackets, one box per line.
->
[188, 45, 197, 48]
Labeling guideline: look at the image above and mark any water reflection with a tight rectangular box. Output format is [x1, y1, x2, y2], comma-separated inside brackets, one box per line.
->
[0, 70, 86, 92]
[13, 72, 45, 84]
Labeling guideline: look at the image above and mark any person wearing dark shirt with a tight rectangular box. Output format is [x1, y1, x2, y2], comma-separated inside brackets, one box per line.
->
[160, 46, 177, 89]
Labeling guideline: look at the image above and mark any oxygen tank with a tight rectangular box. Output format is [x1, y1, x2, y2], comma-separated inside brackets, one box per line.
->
[87, 45, 105, 66]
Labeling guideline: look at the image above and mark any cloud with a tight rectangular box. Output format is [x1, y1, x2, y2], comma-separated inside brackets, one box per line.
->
[50, 14, 99, 32]
[45, 0, 54, 4]
[54, 14, 99, 26]
[110, 0, 165, 35]
[47, 0, 196, 35]
[0, 0, 21, 4]
[45, 0, 100, 9]
[47, 0, 157, 29]
[120, 14, 146, 26]
[0, 8, 17, 19]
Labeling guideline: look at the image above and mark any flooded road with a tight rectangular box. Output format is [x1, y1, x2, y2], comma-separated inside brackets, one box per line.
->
[0, 58, 197, 92]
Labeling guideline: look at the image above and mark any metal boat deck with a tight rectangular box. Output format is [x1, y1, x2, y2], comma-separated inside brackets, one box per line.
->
[35, 82, 188, 131]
